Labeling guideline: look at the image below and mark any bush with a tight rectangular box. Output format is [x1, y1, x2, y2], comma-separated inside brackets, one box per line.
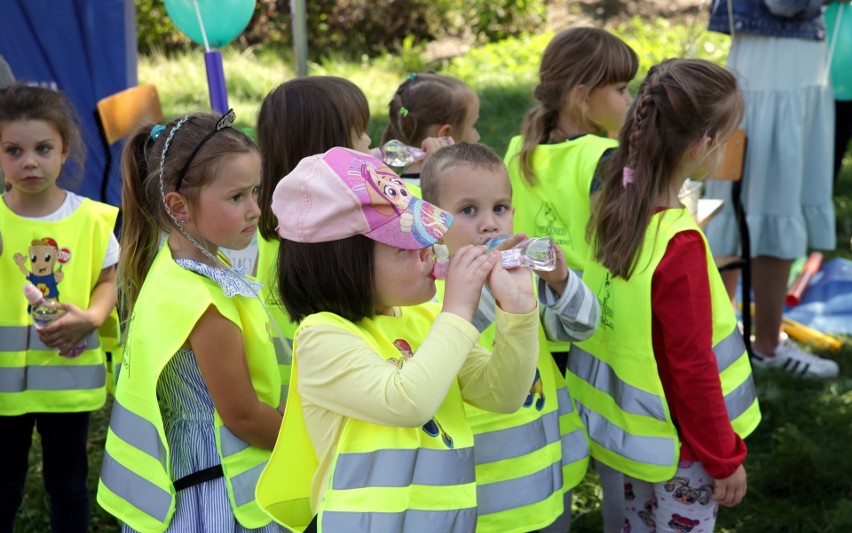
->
[135, 0, 545, 58]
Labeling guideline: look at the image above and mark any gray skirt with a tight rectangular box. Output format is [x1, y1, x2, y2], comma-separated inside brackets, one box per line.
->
[703, 34, 836, 259]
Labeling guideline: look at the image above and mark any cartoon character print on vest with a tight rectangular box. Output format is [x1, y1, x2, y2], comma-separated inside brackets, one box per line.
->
[534, 203, 571, 252]
[388, 338, 454, 448]
[664, 477, 714, 506]
[623, 518, 632, 533]
[523, 367, 545, 411]
[624, 481, 636, 501]
[14, 237, 71, 303]
[668, 514, 700, 532]
[637, 493, 658, 528]
[598, 272, 615, 331]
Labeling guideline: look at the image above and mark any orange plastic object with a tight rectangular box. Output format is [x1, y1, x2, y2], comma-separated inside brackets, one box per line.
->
[785, 252, 823, 307]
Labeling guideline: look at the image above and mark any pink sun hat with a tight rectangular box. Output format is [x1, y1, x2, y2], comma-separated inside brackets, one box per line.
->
[272, 147, 453, 249]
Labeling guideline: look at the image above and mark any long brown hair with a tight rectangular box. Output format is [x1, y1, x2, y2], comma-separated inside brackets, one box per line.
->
[590, 58, 744, 280]
[381, 72, 474, 147]
[256, 76, 369, 241]
[119, 113, 257, 321]
[517, 28, 638, 186]
[0, 84, 85, 188]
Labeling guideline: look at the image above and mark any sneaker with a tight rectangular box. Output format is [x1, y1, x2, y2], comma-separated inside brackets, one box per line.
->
[751, 334, 839, 378]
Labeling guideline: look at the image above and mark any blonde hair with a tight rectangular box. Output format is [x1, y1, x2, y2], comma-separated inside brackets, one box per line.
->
[518, 28, 638, 185]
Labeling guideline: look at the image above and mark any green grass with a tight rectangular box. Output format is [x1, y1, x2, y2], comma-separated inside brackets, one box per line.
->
[13, 20, 852, 533]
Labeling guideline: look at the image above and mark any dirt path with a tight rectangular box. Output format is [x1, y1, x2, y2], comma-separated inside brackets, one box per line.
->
[547, 0, 707, 30]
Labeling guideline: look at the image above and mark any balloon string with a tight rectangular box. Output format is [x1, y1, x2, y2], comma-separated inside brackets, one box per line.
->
[192, 0, 211, 52]
[825, 4, 844, 86]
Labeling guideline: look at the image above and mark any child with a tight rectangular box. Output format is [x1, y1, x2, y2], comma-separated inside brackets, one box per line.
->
[568, 58, 762, 531]
[381, 72, 481, 187]
[255, 147, 540, 532]
[97, 110, 282, 532]
[420, 142, 598, 532]
[0, 84, 119, 531]
[255, 76, 372, 403]
[505, 27, 638, 368]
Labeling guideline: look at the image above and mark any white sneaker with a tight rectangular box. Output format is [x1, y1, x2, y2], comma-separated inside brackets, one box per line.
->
[751, 334, 839, 378]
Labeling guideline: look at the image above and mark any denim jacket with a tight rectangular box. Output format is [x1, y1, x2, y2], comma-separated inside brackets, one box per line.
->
[708, 0, 826, 40]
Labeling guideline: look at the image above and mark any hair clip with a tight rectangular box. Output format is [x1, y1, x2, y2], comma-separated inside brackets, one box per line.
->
[399, 106, 409, 117]
[215, 108, 236, 130]
[406, 73, 417, 81]
[150, 124, 166, 141]
[622, 166, 636, 188]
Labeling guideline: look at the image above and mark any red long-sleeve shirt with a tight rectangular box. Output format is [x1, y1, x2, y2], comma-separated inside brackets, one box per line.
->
[650, 221, 747, 480]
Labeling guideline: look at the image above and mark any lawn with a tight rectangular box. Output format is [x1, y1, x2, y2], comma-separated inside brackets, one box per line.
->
[13, 18, 852, 533]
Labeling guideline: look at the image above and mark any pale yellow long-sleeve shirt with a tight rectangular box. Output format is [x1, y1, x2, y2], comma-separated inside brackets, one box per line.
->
[294, 306, 540, 512]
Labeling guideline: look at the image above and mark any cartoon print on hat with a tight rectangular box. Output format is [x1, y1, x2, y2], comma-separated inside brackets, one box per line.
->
[326, 148, 452, 249]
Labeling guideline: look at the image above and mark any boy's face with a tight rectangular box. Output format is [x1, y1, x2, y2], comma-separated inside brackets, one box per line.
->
[436, 163, 514, 254]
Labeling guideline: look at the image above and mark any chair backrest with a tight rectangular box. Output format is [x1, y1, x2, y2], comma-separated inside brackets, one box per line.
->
[711, 128, 747, 182]
[96, 84, 164, 145]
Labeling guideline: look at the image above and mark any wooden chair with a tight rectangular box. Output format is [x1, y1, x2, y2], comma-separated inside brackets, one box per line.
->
[95, 84, 164, 202]
[709, 128, 752, 355]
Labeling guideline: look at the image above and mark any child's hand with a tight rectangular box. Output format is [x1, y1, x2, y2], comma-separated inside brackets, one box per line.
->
[441, 244, 499, 322]
[712, 464, 747, 507]
[420, 136, 455, 162]
[536, 244, 569, 295]
[488, 232, 526, 252]
[487, 260, 537, 315]
[36, 303, 96, 357]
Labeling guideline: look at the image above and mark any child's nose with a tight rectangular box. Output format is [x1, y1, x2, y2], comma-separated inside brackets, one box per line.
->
[418, 246, 433, 262]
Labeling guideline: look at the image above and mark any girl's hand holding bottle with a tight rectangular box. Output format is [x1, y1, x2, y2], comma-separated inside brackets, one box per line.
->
[440, 244, 499, 322]
[36, 302, 97, 357]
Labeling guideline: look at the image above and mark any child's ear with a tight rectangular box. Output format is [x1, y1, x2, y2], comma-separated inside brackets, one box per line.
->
[165, 191, 190, 222]
[690, 135, 713, 161]
[435, 124, 453, 138]
[568, 85, 590, 111]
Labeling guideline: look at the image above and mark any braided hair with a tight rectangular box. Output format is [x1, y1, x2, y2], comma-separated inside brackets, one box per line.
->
[589, 58, 744, 279]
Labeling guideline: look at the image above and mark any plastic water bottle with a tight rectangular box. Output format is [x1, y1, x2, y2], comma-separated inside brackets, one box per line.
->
[432, 236, 557, 279]
[371, 139, 427, 167]
[23, 282, 87, 358]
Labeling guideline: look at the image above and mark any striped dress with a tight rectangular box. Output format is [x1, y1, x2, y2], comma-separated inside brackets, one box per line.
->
[123, 260, 280, 533]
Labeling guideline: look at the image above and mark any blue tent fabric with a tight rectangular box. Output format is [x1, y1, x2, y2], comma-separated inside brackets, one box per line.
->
[0, 0, 136, 207]
[785, 258, 852, 335]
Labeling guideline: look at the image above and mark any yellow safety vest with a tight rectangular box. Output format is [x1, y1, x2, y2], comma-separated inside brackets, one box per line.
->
[434, 281, 590, 533]
[566, 209, 761, 482]
[256, 233, 295, 403]
[256, 304, 477, 532]
[504, 134, 617, 353]
[0, 197, 117, 414]
[97, 242, 280, 532]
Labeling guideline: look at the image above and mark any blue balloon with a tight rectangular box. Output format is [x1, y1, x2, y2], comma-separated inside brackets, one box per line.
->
[164, 0, 255, 49]
[826, 3, 852, 101]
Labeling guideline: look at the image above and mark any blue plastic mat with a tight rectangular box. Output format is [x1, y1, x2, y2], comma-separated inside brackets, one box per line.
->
[785, 258, 852, 335]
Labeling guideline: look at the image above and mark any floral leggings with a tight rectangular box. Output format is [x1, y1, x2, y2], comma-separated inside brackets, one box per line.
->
[621, 460, 719, 533]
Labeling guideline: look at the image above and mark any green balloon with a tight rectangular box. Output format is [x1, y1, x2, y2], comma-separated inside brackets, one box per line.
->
[826, 3, 852, 101]
[164, 0, 255, 48]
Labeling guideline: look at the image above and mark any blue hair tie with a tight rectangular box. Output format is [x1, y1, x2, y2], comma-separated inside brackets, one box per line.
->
[150, 124, 166, 141]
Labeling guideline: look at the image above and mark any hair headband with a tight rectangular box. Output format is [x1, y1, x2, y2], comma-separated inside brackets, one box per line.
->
[175, 108, 236, 191]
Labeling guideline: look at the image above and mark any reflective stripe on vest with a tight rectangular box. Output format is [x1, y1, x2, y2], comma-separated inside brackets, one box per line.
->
[108, 398, 167, 469]
[0, 362, 104, 393]
[322, 508, 477, 532]
[219, 426, 268, 507]
[332, 447, 474, 490]
[575, 400, 677, 466]
[0, 326, 100, 352]
[100, 451, 172, 522]
[569, 328, 756, 424]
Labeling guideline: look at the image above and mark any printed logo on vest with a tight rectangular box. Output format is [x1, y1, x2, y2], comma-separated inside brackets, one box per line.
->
[389, 338, 454, 448]
[14, 237, 71, 301]
[534, 203, 571, 251]
[598, 273, 615, 331]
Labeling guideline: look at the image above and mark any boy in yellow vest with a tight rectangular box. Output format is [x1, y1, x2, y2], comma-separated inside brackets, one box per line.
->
[421, 142, 598, 533]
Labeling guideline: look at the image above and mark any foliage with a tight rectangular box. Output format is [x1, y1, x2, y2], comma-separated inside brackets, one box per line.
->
[134, 0, 545, 58]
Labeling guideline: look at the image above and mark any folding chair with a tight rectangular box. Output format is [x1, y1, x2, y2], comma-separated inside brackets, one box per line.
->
[95, 84, 164, 203]
[709, 128, 751, 356]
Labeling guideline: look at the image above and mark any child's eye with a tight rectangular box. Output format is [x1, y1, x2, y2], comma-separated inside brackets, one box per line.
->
[231, 193, 243, 201]
[37, 145, 52, 154]
[5, 147, 20, 156]
[252, 186, 260, 197]
[460, 206, 475, 215]
[494, 204, 510, 213]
